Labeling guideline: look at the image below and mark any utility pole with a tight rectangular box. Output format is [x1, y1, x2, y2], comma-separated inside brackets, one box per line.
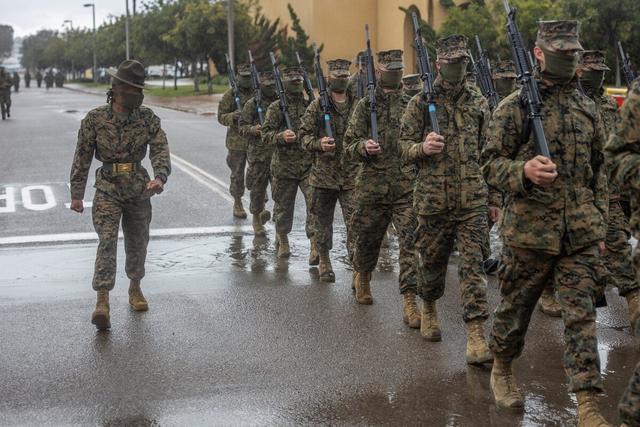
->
[83, 3, 97, 83]
[125, 0, 131, 60]
[63, 20, 75, 80]
[227, 0, 235, 70]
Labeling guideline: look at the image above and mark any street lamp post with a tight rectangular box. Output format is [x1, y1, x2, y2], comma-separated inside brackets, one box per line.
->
[63, 20, 75, 80]
[83, 3, 97, 83]
[125, 0, 130, 60]
[227, 0, 235, 69]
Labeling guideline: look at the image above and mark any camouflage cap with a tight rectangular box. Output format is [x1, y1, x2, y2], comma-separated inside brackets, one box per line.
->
[493, 60, 517, 78]
[536, 20, 583, 52]
[402, 74, 422, 91]
[236, 63, 251, 76]
[327, 59, 352, 78]
[282, 67, 303, 82]
[435, 35, 470, 60]
[579, 50, 610, 71]
[260, 71, 275, 84]
[376, 49, 404, 70]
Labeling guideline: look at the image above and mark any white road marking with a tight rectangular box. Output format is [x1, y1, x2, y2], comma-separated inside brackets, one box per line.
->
[0, 225, 255, 246]
[0, 186, 16, 213]
[21, 185, 57, 211]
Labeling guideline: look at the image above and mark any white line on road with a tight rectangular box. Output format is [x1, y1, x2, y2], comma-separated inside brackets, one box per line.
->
[0, 225, 255, 246]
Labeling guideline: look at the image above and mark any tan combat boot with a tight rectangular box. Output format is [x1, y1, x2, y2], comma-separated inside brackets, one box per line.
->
[537, 287, 562, 317]
[625, 290, 640, 330]
[233, 197, 247, 219]
[308, 239, 319, 266]
[576, 390, 611, 427]
[420, 300, 441, 341]
[318, 250, 335, 283]
[402, 292, 421, 328]
[354, 272, 373, 305]
[252, 214, 266, 237]
[465, 320, 493, 365]
[276, 233, 291, 258]
[91, 289, 111, 331]
[129, 280, 149, 311]
[490, 357, 524, 410]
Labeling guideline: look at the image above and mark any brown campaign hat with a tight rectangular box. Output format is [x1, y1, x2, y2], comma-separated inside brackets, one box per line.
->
[376, 49, 404, 70]
[435, 35, 470, 60]
[327, 59, 352, 78]
[107, 59, 145, 89]
[536, 20, 583, 52]
[579, 50, 610, 71]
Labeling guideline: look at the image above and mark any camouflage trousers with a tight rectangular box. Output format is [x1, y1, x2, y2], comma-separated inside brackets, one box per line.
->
[620, 361, 640, 426]
[351, 197, 418, 294]
[226, 149, 246, 199]
[310, 187, 355, 257]
[246, 160, 271, 215]
[91, 190, 152, 291]
[417, 211, 489, 322]
[604, 201, 638, 295]
[271, 175, 313, 238]
[490, 245, 603, 393]
[0, 93, 10, 115]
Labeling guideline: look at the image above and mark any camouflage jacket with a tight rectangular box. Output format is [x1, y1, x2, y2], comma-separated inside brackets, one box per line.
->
[70, 105, 171, 202]
[347, 72, 365, 102]
[239, 94, 278, 164]
[399, 79, 492, 216]
[0, 73, 11, 94]
[299, 93, 358, 190]
[482, 79, 608, 255]
[261, 93, 312, 180]
[217, 86, 254, 151]
[344, 85, 413, 204]
[605, 79, 640, 234]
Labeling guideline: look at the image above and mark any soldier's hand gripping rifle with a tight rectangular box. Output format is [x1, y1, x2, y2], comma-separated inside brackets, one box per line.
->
[269, 52, 293, 130]
[312, 43, 333, 138]
[618, 41, 637, 88]
[474, 35, 500, 111]
[503, 0, 551, 159]
[364, 24, 378, 143]
[296, 51, 316, 102]
[411, 12, 440, 135]
[248, 50, 264, 125]
[225, 53, 242, 111]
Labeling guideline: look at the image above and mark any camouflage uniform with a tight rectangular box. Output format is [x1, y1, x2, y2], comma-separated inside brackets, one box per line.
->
[217, 64, 254, 201]
[482, 22, 608, 393]
[261, 67, 314, 240]
[605, 78, 640, 425]
[35, 71, 43, 88]
[55, 72, 64, 88]
[44, 71, 54, 89]
[24, 71, 31, 88]
[300, 59, 357, 259]
[12, 72, 19, 92]
[399, 36, 491, 324]
[344, 50, 418, 296]
[70, 105, 171, 291]
[239, 71, 278, 217]
[347, 51, 366, 102]
[0, 68, 11, 119]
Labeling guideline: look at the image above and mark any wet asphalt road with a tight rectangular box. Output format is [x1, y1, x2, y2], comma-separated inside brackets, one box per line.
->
[1, 88, 639, 426]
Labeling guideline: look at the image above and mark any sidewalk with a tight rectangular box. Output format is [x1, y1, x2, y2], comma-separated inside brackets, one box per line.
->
[65, 83, 222, 116]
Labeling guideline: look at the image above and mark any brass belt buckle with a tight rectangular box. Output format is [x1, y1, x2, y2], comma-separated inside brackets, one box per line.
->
[114, 163, 133, 173]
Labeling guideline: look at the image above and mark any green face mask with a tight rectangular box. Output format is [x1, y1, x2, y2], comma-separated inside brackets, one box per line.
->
[329, 77, 348, 94]
[495, 78, 516, 98]
[262, 84, 276, 98]
[379, 69, 403, 89]
[237, 75, 252, 89]
[439, 60, 468, 83]
[580, 70, 605, 93]
[404, 88, 420, 97]
[118, 91, 144, 110]
[284, 80, 304, 94]
[542, 48, 579, 84]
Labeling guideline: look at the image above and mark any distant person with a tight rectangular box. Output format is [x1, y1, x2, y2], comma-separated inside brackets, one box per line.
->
[69, 60, 171, 331]
[55, 71, 64, 88]
[0, 67, 12, 120]
[44, 70, 54, 89]
[12, 72, 20, 92]
[24, 70, 31, 88]
[36, 70, 43, 88]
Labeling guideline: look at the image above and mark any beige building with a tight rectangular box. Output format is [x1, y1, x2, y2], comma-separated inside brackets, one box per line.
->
[257, 0, 473, 74]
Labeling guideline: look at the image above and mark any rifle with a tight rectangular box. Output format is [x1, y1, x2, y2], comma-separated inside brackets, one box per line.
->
[269, 52, 293, 130]
[225, 53, 242, 111]
[474, 35, 500, 110]
[312, 43, 333, 138]
[296, 51, 316, 102]
[248, 50, 264, 125]
[503, 0, 551, 158]
[356, 55, 365, 99]
[411, 12, 440, 135]
[618, 41, 637, 88]
[364, 24, 378, 142]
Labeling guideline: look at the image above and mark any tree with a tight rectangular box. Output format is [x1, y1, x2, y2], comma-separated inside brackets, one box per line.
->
[21, 30, 57, 70]
[277, 3, 321, 67]
[438, 4, 502, 60]
[247, 6, 286, 69]
[0, 25, 13, 61]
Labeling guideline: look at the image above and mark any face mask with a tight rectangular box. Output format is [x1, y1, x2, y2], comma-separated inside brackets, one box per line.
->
[284, 80, 303, 94]
[379, 69, 403, 89]
[495, 78, 516, 98]
[439, 60, 468, 83]
[580, 70, 605, 93]
[404, 88, 420, 97]
[262, 84, 276, 98]
[116, 90, 144, 110]
[329, 77, 348, 93]
[238, 75, 252, 89]
[541, 48, 579, 84]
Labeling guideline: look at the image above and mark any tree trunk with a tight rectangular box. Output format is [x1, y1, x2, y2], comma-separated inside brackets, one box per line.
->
[193, 62, 200, 92]
[174, 58, 178, 91]
[206, 59, 213, 95]
[162, 63, 167, 90]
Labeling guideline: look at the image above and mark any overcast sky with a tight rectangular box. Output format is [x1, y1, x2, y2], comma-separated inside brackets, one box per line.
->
[1, 0, 135, 38]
